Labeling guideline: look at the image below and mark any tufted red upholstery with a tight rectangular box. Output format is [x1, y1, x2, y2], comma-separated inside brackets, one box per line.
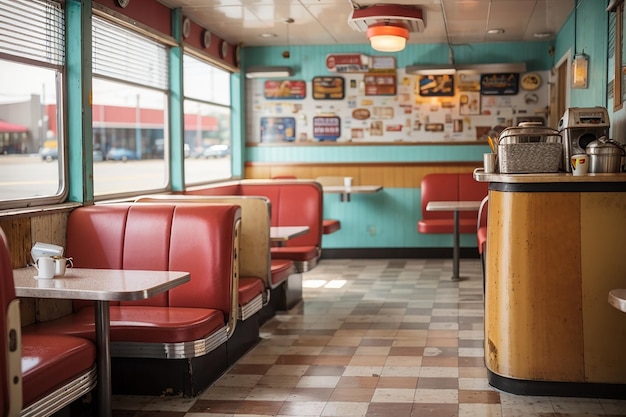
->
[270, 259, 296, 287]
[28, 203, 240, 345]
[21, 334, 95, 407]
[186, 180, 324, 267]
[0, 229, 96, 414]
[417, 173, 488, 235]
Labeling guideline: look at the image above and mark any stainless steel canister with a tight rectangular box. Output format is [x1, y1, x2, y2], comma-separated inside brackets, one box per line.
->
[585, 137, 625, 173]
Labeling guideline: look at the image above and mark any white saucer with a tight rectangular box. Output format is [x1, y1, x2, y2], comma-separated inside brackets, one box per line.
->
[33, 276, 54, 280]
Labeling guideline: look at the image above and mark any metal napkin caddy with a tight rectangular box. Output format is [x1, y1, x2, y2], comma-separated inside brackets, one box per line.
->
[497, 126, 562, 174]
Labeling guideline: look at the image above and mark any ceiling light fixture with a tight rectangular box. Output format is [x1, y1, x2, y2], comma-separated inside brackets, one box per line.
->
[367, 23, 409, 52]
[534, 32, 552, 38]
[245, 66, 293, 79]
[487, 28, 505, 35]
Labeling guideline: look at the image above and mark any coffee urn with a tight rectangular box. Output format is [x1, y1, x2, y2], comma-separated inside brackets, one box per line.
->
[557, 107, 610, 172]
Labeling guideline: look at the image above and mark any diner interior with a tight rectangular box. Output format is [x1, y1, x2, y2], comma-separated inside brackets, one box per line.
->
[0, 0, 626, 416]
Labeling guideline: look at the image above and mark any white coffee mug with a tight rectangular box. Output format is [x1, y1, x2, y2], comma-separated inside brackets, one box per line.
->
[571, 154, 589, 176]
[35, 256, 55, 279]
[53, 256, 73, 276]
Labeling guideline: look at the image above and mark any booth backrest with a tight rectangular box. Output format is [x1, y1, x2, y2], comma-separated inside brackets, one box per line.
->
[66, 203, 240, 318]
[0, 229, 21, 417]
[135, 195, 272, 289]
[186, 180, 323, 249]
[420, 173, 488, 220]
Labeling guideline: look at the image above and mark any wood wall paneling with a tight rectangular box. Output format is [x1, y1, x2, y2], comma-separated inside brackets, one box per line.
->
[485, 190, 585, 382]
[581, 192, 626, 383]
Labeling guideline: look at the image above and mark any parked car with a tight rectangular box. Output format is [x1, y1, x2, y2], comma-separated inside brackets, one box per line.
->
[39, 140, 58, 161]
[203, 144, 230, 158]
[106, 147, 137, 161]
[93, 149, 104, 162]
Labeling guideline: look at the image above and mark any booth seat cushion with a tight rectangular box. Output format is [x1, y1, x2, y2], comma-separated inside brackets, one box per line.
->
[238, 277, 265, 305]
[271, 245, 318, 262]
[24, 306, 226, 344]
[323, 219, 341, 234]
[477, 226, 488, 255]
[270, 259, 296, 287]
[21, 333, 96, 408]
[418, 218, 479, 234]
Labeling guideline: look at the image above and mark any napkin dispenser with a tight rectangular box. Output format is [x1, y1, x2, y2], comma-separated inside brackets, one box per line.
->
[31, 242, 64, 262]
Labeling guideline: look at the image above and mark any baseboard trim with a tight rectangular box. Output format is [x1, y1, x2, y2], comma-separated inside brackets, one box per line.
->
[321, 247, 480, 259]
[488, 369, 626, 399]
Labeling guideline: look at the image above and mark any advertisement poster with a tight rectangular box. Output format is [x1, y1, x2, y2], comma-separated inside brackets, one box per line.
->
[312, 76, 345, 99]
[364, 74, 397, 96]
[417, 74, 454, 96]
[313, 116, 341, 141]
[480, 73, 519, 95]
[260, 117, 295, 142]
[264, 80, 306, 99]
[459, 91, 481, 115]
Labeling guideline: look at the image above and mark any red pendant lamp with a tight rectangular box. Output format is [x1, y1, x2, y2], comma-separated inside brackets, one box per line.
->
[366, 23, 409, 52]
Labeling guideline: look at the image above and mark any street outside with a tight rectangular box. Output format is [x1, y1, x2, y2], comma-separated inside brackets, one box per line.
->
[0, 154, 231, 199]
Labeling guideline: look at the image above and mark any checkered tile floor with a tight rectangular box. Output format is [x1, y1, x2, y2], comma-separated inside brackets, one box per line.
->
[112, 258, 626, 416]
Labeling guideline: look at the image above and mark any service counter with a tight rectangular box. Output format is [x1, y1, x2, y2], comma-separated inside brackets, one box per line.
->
[474, 169, 626, 398]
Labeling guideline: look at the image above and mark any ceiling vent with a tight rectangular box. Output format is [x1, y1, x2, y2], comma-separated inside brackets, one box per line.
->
[348, 4, 425, 33]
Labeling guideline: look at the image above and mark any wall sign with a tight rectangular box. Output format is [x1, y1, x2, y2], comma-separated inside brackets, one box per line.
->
[312, 76, 344, 99]
[418, 75, 454, 96]
[326, 54, 369, 73]
[264, 80, 306, 99]
[260, 117, 295, 142]
[480, 73, 520, 95]
[313, 116, 341, 141]
[364, 74, 396, 96]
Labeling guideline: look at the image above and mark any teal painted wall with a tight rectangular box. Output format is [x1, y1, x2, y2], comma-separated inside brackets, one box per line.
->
[240, 2, 609, 250]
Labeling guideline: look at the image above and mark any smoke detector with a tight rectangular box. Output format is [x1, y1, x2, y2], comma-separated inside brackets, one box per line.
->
[348, 4, 425, 33]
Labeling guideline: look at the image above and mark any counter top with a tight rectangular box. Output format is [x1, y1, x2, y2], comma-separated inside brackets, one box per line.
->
[473, 168, 626, 183]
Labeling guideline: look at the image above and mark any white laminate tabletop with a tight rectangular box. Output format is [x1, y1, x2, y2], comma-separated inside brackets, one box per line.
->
[426, 201, 482, 211]
[474, 168, 626, 183]
[13, 267, 190, 301]
[322, 185, 383, 194]
[608, 289, 626, 313]
[270, 226, 309, 242]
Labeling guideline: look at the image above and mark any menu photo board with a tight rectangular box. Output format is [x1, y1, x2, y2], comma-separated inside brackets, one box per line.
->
[264, 80, 306, 99]
[313, 116, 341, 141]
[260, 117, 295, 142]
[364, 73, 397, 96]
[312, 76, 345, 100]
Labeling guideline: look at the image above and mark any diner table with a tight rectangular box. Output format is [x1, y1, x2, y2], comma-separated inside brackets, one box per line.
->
[608, 289, 626, 313]
[322, 185, 383, 202]
[13, 267, 191, 417]
[270, 225, 309, 246]
[426, 201, 482, 280]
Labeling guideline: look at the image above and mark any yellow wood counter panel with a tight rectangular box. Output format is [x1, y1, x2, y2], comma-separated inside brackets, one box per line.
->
[485, 190, 585, 381]
[581, 192, 626, 383]
[245, 164, 479, 188]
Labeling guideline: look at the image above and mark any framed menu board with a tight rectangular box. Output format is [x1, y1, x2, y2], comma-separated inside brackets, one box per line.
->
[312, 76, 344, 99]
[364, 73, 397, 96]
[260, 117, 295, 142]
[313, 116, 341, 141]
[480, 73, 519, 95]
[264, 80, 306, 99]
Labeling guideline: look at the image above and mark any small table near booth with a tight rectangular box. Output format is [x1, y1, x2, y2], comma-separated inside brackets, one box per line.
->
[13, 267, 191, 417]
[322, 185, 383, 202]
[426, 200, 482, 281]
[270, 226, 310, 247]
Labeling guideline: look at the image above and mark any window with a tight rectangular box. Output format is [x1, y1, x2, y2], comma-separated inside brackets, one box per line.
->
[0, 0, 65, 208]
[609, 0, 625, 111]
[183, 53, 232, 184]
[92, 15, 169, 196]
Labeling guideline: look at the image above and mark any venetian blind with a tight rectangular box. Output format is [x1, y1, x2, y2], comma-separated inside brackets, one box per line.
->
[92, 16, 168, 90]
[0, 0, 64, 67]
